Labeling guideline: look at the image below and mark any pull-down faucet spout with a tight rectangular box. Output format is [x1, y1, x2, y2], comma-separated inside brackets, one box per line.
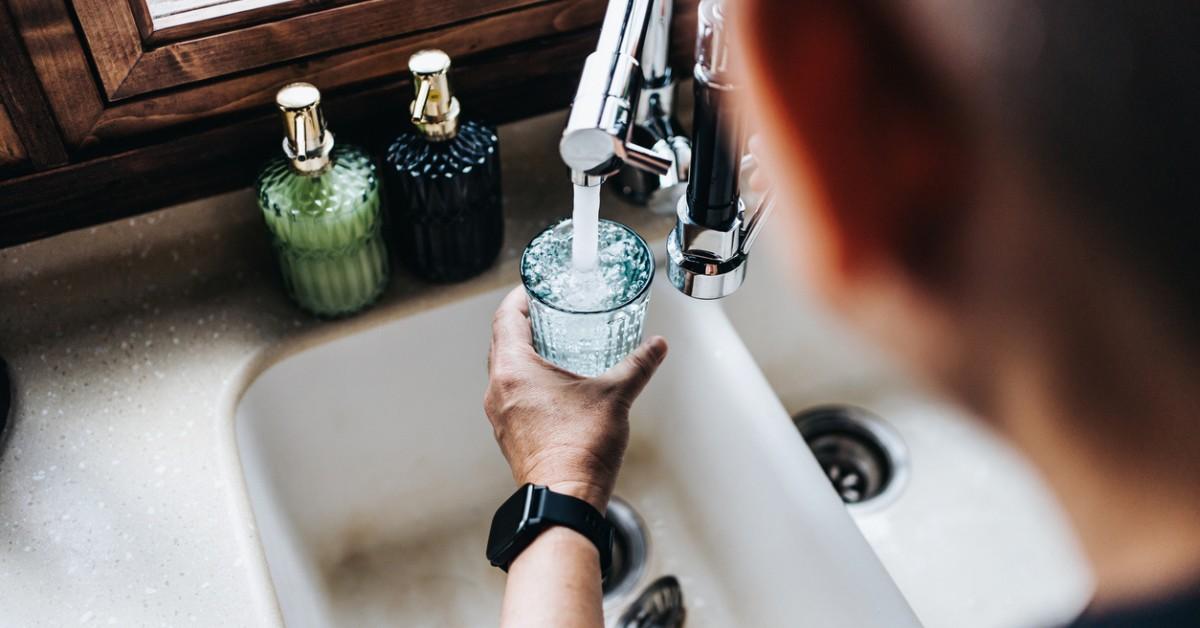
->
[667, 0, 776, 299]
[559, 0, 684, 188]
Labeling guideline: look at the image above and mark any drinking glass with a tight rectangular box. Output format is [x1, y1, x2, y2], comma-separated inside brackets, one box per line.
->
[520, 219, 654, 377]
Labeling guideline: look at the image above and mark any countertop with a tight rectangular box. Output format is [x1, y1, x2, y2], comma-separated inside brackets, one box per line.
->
[0, 111, 676, 627]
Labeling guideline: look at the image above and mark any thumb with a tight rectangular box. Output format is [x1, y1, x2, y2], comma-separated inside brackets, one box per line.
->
[602, 336, 668, 400]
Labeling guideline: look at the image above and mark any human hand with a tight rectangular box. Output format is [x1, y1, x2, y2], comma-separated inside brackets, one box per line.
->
[484, 286, 668, 511]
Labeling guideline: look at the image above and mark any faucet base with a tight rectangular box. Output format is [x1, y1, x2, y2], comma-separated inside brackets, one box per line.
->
[666, 196, 748, 299]
[666, 246, 747, 300]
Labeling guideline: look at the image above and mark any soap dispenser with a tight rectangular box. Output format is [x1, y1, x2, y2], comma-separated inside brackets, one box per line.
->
[384, 49, 503, 282]
[257, 82, 389, 317]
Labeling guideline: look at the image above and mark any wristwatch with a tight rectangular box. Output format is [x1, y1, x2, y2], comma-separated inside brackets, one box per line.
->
[486, 483, 613, 577]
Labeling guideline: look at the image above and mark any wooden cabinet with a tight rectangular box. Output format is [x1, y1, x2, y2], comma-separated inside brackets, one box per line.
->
[0, 102, 26, 173]
[0, 0, 696, 246]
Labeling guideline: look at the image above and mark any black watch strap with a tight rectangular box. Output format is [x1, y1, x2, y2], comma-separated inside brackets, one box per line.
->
[486, 484, 613, 577]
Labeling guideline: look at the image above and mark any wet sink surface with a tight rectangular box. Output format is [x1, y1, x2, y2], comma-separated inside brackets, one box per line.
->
[235, 273, 920, 627]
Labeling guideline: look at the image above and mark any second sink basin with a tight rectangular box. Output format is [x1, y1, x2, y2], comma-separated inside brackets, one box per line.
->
[235, 274, 919, 627]
[720, 232, 1094, 628]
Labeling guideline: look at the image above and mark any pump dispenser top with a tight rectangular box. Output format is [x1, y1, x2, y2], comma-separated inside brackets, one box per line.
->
[408, 49, 461, 141]
[275, 82, 334, 174]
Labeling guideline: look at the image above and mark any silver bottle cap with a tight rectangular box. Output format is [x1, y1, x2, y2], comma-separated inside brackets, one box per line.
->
[276, 82, 334, 174]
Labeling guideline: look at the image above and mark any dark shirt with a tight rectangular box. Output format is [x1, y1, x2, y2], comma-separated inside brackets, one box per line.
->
[1066, 585, 1200, 628]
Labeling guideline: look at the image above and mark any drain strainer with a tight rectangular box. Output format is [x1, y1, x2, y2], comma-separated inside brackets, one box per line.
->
[617, 575, 686, 628]
[793, 405, 908, 507]
[604, 496, 648, 600]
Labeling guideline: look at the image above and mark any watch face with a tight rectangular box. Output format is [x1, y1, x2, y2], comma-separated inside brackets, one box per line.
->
[486, 484, 536, 559]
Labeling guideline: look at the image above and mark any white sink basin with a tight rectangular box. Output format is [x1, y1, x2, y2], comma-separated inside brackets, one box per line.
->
[720, 231, 1094, 628]
[235, 273, 920, 627]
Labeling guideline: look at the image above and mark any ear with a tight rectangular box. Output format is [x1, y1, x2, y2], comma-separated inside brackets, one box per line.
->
[733, 0, 970, 297]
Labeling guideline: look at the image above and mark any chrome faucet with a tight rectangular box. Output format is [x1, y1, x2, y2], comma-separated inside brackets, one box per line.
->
[666, 0, 774, 299]
[611, 0, 692, 203]
[559, 0, 691, 190]
[560, 0, 773, 300]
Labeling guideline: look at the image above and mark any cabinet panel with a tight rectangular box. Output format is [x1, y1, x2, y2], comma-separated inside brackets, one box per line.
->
[71, 0, 545, 100]
[145, 0, 295, 30]
[0, 1, 69, 169]
[0, 103, 26, 168]
[82, 0, 611, 147]
[140, 0, 362, 42]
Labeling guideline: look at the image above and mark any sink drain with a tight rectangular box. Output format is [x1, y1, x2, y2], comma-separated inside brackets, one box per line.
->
[604, 496, 648, 600]
[793, 406, 908, 507]
[617, 575, 686, 628]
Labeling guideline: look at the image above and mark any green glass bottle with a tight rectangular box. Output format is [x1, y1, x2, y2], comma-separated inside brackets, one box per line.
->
[257, 82, 389, 317]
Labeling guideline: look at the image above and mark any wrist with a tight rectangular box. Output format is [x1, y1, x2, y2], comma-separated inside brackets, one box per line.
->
[511, 525, 600, 573]
[541, 480, 609, 512]
[517, 450, 617, 512]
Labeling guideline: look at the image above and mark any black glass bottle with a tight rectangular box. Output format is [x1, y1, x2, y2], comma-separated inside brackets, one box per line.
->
[384, 49, 503, 282]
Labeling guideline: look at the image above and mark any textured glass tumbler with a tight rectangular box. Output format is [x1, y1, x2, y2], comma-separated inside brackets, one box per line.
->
[520, 219, 654, 377]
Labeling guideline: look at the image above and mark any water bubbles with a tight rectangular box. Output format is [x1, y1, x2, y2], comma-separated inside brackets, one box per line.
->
[523, 219, 651, 313]
[520, 219, 653, 376]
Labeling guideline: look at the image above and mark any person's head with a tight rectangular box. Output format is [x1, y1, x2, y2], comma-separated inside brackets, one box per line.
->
[732, 1, 1200, 468]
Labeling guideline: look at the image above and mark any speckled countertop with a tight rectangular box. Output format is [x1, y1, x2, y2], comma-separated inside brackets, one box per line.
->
[0, 111, 676, 627]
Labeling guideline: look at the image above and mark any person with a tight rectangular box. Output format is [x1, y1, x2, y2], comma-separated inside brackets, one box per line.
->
[483, 0, 1200, 626]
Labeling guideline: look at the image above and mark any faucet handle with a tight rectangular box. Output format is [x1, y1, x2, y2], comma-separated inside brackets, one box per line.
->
[621, 140, 674, 177]
[653, 136, 692, 188]
[738, 153, 776, 255]
[740, 187, 776, 255]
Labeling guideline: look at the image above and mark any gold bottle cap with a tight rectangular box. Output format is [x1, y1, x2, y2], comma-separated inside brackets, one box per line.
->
[276, 82, 334, 174]
[408, 49, 461, 141]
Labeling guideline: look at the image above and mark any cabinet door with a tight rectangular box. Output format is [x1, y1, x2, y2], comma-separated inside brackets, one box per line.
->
[0, 102, 25, 173]
[9, 0, 614, 149]
[76, 0, 548, 100]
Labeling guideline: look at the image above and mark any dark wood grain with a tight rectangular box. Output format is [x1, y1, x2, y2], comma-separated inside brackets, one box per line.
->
[5, 0, 107, 147]
[0, 1, 69, 169]
[126, 0, 157, 41]
[67, 0, 145, 98]
[142, 0, 363, 44]
[83, 0, 610, 148]
[0, 29, 600, 247]
[72, 0, 550, 99]
[0, 101, 27, 168]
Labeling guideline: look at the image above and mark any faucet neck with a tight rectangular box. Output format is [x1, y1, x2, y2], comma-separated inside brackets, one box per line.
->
[686, 0, 743, 230]
[686, 77, 743, 230]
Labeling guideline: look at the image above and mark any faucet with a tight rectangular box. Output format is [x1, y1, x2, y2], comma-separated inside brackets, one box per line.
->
[559, 0, 690, 190]
[561, 0, 773, 299]
[667, 0, 774, 299]
[610, 0, 692, 203]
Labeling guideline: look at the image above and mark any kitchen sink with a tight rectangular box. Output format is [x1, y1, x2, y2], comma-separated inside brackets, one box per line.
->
[235, 272, 919, 627]
[719, 231, 1095, 628]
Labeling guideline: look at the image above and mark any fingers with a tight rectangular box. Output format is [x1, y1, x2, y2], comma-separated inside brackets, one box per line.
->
[601, 336, 668, 400]
[746, 135, 771, 194]
[490, 286, 534, 374]
[748, 134, 765, 158]
[492, 286, 533, 344]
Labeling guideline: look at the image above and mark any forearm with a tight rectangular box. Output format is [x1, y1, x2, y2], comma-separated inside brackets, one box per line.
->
[500, 526, 604, 628]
